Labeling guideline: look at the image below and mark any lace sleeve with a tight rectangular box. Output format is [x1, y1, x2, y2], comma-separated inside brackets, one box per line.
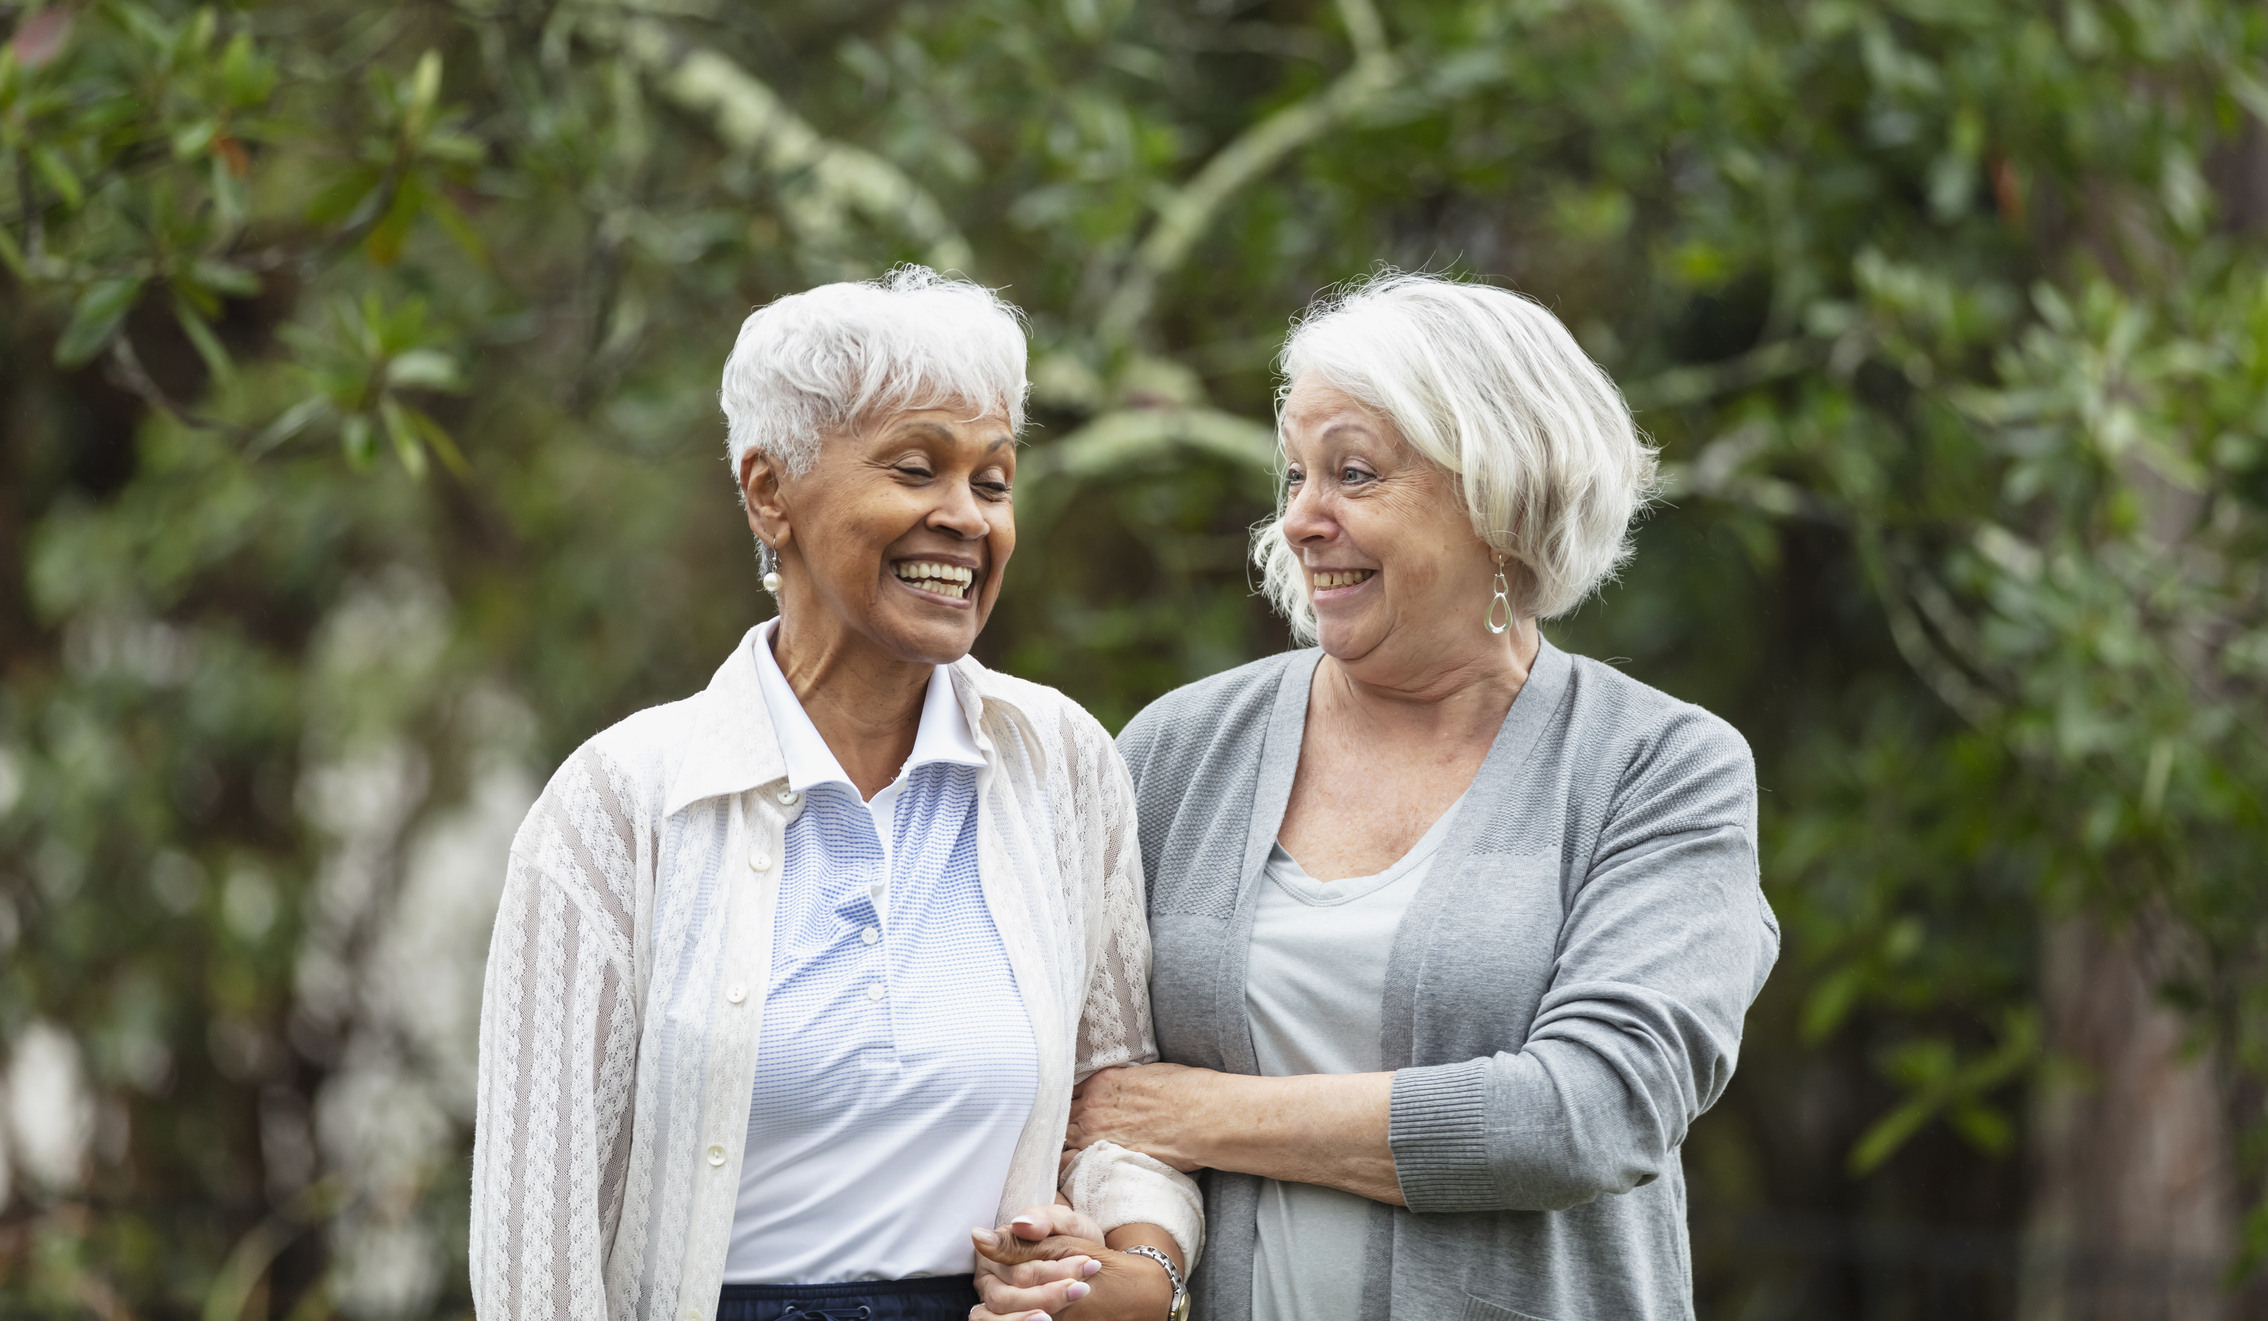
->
[470, 754, 642, 1320]
[1056, 714, 1207, 1267]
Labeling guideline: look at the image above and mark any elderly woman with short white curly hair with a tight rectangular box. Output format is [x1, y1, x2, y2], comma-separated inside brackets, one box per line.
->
[471, 268, 1201, 1321]
[1052, 272, 1781, 1321]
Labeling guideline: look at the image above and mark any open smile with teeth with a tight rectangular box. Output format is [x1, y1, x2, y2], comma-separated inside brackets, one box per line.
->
[1312, 569, 1375, 589]
[894, 560, 977, 601]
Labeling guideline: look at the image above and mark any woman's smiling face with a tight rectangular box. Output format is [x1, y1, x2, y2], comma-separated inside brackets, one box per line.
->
[742, 404, 1017, 665]
[1277, 376, 1498, 668]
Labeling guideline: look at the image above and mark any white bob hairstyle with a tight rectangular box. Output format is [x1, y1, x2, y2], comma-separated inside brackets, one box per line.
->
[718, 265, 1029, 481]
[1256, 271, 1658, 638]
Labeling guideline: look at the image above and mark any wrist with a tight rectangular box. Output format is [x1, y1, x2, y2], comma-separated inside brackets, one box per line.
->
[1175, 1067, 1240, 1170]
[1115, 1245, 1183, 1320]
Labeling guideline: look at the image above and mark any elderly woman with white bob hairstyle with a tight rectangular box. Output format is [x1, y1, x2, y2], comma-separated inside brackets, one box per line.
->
[1043, 272, 1780, 1321]
[471, 267, 1202, 1321]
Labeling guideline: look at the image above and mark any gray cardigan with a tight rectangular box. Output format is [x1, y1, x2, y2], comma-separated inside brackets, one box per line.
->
[1116, 641, 1779, 1321]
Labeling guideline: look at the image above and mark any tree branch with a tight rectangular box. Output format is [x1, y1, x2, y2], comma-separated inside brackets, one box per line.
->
[1622, 337, 1828, 411]
[612, 17, 973, 273]
[1097, 26, 1400, 343]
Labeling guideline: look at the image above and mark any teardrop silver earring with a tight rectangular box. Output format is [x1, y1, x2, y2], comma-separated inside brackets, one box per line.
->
[1486, 556, 1513, 635]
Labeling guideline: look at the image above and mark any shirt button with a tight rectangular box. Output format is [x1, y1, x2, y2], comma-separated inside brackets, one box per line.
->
[860, 928, 879, 946]
[869, 882, 885, 898]
[775, 788, 799, 806]
[726, 984, 747, 1004]
[866, 984, 886, 1002]
[706, 1144, 726, 1167]
[748, 852, 772, 871]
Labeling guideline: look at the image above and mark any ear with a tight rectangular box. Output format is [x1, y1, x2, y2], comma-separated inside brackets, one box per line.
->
[740, 448, 792, 554]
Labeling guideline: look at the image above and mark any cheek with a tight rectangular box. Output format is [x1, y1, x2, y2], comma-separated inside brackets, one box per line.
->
[989, 508, 1017, 563]
[1368, 488, 1473, 590]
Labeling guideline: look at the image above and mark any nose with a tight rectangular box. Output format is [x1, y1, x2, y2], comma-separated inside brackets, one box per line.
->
[1280, 473, 1336, 547]
[927, 478, 991, 542]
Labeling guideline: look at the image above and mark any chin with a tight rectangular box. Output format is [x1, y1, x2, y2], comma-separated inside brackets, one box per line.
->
[875, 611, 983, 666]
[1310, 611, 1373, 660]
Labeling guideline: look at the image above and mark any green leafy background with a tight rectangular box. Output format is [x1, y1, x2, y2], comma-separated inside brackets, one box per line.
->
[1, 0, 2265, 1316]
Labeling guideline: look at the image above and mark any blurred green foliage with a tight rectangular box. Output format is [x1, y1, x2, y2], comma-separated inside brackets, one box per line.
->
[2, 0, 2266, 1316]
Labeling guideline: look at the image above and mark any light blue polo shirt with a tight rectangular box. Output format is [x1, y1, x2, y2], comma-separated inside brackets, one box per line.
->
[722, 620, 1039, 1283]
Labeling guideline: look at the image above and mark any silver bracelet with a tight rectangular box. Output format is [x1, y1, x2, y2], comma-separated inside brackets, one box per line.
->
[1120, 1244, 1190, 1321]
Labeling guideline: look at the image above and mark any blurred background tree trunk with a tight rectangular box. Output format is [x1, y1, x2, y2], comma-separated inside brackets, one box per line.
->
[2023, 916, 2241, 1321]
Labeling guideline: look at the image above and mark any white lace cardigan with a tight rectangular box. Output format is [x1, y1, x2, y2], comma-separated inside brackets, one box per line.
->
[470, 627, 1203, 1321]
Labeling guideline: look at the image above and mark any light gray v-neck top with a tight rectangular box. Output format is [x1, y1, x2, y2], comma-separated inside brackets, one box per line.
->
[1120, 642, 1779, 1321]
[1247, 802, 1464, 1321]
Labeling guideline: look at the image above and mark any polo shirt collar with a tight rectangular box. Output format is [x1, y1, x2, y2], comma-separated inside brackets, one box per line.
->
[750, 618, 984, 797]
[663, 621, 994, 816]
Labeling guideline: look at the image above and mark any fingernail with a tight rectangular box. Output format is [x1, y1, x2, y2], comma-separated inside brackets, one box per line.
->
[1082, 1258, 1102, 1277]
[1011, 1216, 1040, 1231]
[1067, 1282, 1091, 1302]
[972, 1227, 999, 1247]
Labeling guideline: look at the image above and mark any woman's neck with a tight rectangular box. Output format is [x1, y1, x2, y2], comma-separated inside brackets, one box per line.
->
[770, 614, 930, 800]
[1315, 617, 1541, 744]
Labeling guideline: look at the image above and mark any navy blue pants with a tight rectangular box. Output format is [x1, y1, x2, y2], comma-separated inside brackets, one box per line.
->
[715, 1276, 979, 1321]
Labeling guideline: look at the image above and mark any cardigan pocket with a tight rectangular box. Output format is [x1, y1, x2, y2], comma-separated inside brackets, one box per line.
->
[1458, 1294, 1554, 1321]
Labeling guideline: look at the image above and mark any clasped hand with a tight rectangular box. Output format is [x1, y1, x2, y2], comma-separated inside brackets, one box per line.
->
[969, 1204, 1170, 1321]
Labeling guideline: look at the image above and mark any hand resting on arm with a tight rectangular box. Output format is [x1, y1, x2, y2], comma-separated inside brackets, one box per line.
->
[1067, 1062, 1402, 1205]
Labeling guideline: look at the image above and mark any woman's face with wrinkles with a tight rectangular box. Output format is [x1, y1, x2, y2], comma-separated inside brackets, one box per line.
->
[1277, 376, 1499, 668]
[742, 405, 1017, 665]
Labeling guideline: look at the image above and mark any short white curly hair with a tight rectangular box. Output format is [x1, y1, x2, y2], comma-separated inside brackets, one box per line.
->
[719, 266, 1029, 481]
[1256, 272, 1658, 638]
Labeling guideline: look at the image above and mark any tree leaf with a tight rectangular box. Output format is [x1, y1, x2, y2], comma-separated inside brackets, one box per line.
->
[251, 395, 331, 457]
[190, 259, 261, 298]
[426, 192, 488, 265]
[55, 279, 143, 366]
[385, 349, 463, 392]
[379, 396, 428, 478]
[172, 294, 233, 384]
[407, 405, 472, 480]
[172, 118, 220, 161]
[31, 145, 83, 209]
[339, 411, 376, 467]
[364, 176, 423, 266]
[307, 166, 383, 226]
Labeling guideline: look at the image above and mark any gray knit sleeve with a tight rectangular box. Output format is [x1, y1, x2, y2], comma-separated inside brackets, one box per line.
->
[1387, 708, 1778, 1213]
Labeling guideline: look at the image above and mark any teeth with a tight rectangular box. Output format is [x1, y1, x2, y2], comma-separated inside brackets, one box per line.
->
[894, 561, 975, 599]
[1312, 570, 1374, 589]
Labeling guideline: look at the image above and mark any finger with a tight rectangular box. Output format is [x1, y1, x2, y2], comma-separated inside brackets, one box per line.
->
[972, 1227, 1058, 1269]
[973, 1273, 1090, 1316]
[1008, 1204, 1087, 1240]
[1007, 1256, 1095, 1288]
